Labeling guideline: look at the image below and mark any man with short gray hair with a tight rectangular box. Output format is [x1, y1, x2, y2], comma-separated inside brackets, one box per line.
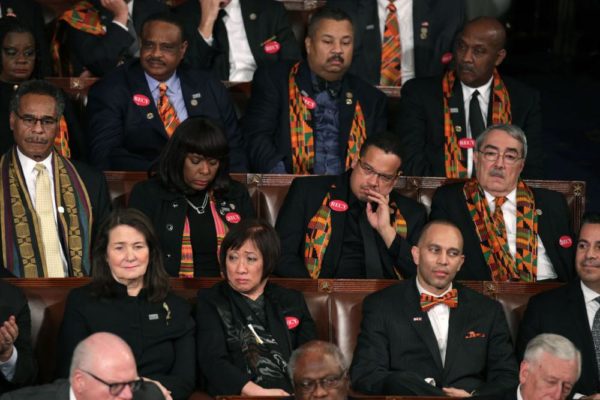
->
[517, 334, 581, 400]
[430, 123, 574, 282]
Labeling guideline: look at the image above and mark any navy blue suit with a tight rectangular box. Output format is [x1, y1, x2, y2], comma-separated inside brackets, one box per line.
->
[87, 60, 247, 171]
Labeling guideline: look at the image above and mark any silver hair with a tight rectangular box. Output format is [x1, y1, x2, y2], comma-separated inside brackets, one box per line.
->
[475, 123, 528, 159]
[288, 340, 349, 381]
[523, 333, 581, 380]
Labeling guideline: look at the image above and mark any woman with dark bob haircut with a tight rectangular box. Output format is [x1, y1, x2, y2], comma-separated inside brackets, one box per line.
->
[196, 219, 316, 396]
[129, 117, 255, 277]
[57, 208, 196, 400]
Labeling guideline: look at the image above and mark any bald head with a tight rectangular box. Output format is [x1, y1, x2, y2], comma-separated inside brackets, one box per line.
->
[455, 17, 507, 87]
[70, 333, 139, 400]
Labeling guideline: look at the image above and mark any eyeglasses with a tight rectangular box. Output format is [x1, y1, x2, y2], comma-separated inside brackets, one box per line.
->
[294, 371, 347, 394]
[14, 111, 58, 130]
[2, 47, 35, 60]
[357, 159, 398, 184]
[478, 150, 523, 165]
[80, 369, 142, 396]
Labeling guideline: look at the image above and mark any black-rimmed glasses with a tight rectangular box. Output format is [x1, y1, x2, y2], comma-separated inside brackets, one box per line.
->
[357, 159, 399, 184]
[80, 369, 142, 396]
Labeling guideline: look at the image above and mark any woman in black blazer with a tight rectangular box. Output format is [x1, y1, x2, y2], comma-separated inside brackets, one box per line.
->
[129, 117, 255, 277]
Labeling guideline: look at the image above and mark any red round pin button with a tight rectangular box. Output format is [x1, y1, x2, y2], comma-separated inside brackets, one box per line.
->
[132, 94, 150, 106]
[225, 212, 241, 224]
[285, 316, 299, 329]
[263, 41, 281, 54]
[458, 138, 476, 149]
[302, 96, 316, 110]
[329, 200, 348, 212]
[559, 235, 572, 248]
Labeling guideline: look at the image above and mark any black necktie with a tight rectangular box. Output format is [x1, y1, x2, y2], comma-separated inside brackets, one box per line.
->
[469, 90, 485, 138]
[592, 297, 600, 380]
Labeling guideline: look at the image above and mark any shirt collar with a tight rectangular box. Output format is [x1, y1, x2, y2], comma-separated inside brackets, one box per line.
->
[461, 75, 493, 101]
[144, 71, 180, 95]
[223, 0, 240, 13]
[416, 277, 453, 297]
[16, 147, 53, 176]
[581, 280, 600, 304]
[483, 187, 517, 207]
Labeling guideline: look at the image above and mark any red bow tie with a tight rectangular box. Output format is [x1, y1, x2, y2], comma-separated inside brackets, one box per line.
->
[420, 289, 458, 312]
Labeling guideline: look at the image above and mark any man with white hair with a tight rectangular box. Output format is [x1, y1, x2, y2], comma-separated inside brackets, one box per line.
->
[517, 333, 581, 400]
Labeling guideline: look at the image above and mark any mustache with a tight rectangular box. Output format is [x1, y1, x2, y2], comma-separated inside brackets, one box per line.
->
[489, 168, 504, 178]
[458, 63, 475, 73]
[580, 259, 600, 268]
[327, 54, 344, 63]
[145, 57, 165, 65]
[24, 137, 49, 144]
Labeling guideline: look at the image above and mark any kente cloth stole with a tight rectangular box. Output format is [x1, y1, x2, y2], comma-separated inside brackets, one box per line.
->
[304, 189, 408, 279]
[55, 116, 71, 158]
[442, 69, 513, 178]
[0, 149, 93, 277]
[179, 197, 228, 278]
[463, 179, 538, 282]
[288, 62, 366, 174]
[51, 0, 105, 76]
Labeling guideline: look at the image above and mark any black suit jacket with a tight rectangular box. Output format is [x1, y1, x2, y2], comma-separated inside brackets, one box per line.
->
[397, 74, 544, 178]
[60, 0, 167, 77]
[429, 182, 575, 281]
[87, 59, 247, 171]
[0, 280, 36, 395]
[243, 60, 388, 173]
[517, 280, 600, 396]
[0, 0, 52, 76]
[0, 153, 112, 277]
[350, 279, 518, 396]
[175, 0, 301, 80]
[0, 380, 70, 400]
[328, 0, 465, 85]
[275, 171, 427, 278]
[129, 178, 255, 276]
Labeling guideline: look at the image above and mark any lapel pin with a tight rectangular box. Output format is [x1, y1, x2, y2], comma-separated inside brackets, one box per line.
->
[249, 13, 257, 20]
[413, 317, 422, 321]
[536, 209, 543, 216]
[190, 99, 198, 106]
[192, 92, 202, 99]
[450, 107, 459, 113]
[455, 125, 462, 133]
[147, 112, 154, 120]
[148, 314, 159, 320]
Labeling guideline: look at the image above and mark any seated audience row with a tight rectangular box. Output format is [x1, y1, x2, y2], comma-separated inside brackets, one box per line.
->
[2, 211, 598, 398]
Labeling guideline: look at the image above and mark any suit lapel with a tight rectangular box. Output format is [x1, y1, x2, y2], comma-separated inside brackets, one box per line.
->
[127, 62, 164, 135]
[323, 173, 350, 277]
[178, 68, 204, 118]
[405, 279, 444, 371]
[411, 0, 432, 71]
[337, 77, 354, 159]
[240, 0, 262, 62]
[443, 285, 471, 375]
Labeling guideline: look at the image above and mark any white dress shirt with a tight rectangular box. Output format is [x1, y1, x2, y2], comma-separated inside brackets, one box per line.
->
[484, 189, 556, 280]
[145, 71, 189, 122]
[416, 278, 452, 365]
[461, 77, 492, 177]
[0, 347, 18, 381]
[377, 0, 415, 84]
[200, 0, 257, 82]
[581, 280, 600, 331]
[17, 149, 69, 275]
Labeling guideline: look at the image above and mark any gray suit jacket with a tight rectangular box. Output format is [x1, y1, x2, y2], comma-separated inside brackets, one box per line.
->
[0, 380, 69, 400]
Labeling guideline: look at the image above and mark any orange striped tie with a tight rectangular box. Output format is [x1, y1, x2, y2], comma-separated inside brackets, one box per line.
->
[158, 82, 180, 137]
[380, 0, 402, 86]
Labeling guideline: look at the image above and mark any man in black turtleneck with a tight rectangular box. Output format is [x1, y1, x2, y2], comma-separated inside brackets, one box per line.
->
[242, 6, 388, 174]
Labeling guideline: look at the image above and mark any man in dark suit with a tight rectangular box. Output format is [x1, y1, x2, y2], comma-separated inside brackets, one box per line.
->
[350, 220, 518, 396]
[0, 279, 35, 395]
[327, 0, 465, 86]
[174, 0, 300, 81]
[516, 213, 600, 398]
[53, 0, 168, 77]
[242, 7, 387, 174]
[0, 80, 111, 277]
[0, 332, 163, 400]
[87, 13, 247, 172]
[511, 334, 581, 400]
[430, 124, 574, 282]
[288, 341, 349, 400]
[397, 17, 543, 178]
[275, 134, 427, 279]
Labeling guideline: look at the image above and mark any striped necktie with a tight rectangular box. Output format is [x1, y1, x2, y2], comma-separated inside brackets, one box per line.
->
[158, 82, 180, 137]
[592, 297, 600, 381]
[34, 164, 65, 277]
[380, 0, 401, 86]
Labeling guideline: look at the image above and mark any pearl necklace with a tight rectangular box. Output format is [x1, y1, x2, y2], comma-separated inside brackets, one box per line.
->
[185, 193, 209, 214]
